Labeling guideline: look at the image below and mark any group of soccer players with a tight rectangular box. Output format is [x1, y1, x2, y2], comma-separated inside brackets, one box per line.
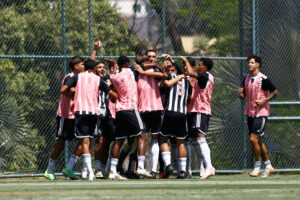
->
[44, 40, 278, 181]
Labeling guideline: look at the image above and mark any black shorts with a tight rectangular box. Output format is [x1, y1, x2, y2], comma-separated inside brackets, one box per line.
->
[115, 109, 144, 139]
[160, 111, 188, 139]
[75, 114, 97, 138]
[56, 116, 75, 141]
[187, 113, 210, 136]
[94, 116, 116, 141]
[140, 111, 163, 135]
[247, 116, 267, 136]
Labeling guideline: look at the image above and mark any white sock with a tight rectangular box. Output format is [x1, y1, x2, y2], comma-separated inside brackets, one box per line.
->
[151, 141, 159, 172]
[94, 160, 101, 172]
[178, 157, 187, 172]
[137, 155, 145, 170]
[66, 154, 78, 170]
[161, 151, 171, 167]
[110, 158, 118, 173]
[197, 137, 212, 170]
[264, 160, 272, 169]
[46, 159, 56, 173]
[82, 154, 93, 173]
[185, 141, 192, 173]
[254, 160, 261, 170]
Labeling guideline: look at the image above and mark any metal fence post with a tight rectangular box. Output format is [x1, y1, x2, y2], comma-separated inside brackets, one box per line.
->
[62, 0, 68, 168]
[239, 0, 247, 170]
[89, 0, 93, 55]
[161, 0, 166, 53]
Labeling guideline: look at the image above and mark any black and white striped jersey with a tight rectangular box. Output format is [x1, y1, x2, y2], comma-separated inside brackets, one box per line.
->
[163, 73, 192, 114]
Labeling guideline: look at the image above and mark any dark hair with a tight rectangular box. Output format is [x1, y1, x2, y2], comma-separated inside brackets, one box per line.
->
[96, 60, 105, 66]
[135, 54, 149, 64]
[117, 56, 130, 67]
[200, 58, 213, 71]
[247, 55, 262, 67]
[145, 49, 157, 56]
[84, 59, 98, 70]
[186, 57, 196, 67]
[68, 56, 84, 70]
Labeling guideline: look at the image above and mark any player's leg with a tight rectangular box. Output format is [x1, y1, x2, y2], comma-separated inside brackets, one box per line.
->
[159, 136, 173, 178]
[108, 138, 127, 179]
[150, 134, 159, 178]
[176, 138, 187, 179]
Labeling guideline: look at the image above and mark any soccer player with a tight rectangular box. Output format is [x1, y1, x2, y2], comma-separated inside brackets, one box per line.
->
[182, 56, 216, 179]
[108, 56, 152, 179]
[134, 54, 168, 178]
[61, 59, 118, 181]
[44, 56, 85, 180]
[87, 40, 117, 179]
[238, 55, 278, 177]
[159, 63, 191, 179]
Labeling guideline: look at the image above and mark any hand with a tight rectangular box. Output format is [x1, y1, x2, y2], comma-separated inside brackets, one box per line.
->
[94, 39, 101, 51]
[179, 74, 185, 79]
[162, 54, 174, 63]
[255, 99, 266, 106]
[134, 64, 144, 74]
[238, 88, 245, 99]
[179, 56, 188, 62]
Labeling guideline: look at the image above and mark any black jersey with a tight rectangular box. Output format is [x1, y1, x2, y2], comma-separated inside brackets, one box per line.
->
[163, 73, 192, 114]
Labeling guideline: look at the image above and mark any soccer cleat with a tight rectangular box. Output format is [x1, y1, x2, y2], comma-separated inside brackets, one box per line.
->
[63, 168, 79, 180]
[44, 171, 57, 180]
[186, 171, 192, 179]
[88, 171, 95, 181]
[150, 171, 157, 179]
[95, 171, 104, 179]
[163, 164, 174, 179]
[262, 166, 274, 177]
[136, 169, 152, 179]
[81, 169, 88, 179]
[249, 168, 261, 177]
[108, 172, 127, 180]
[176, 171, 187, 179]
[125, 172, 139, 179]
[200, 167, 215, 179]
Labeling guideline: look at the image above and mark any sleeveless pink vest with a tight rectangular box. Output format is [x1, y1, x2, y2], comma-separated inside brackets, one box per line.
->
[110, 68, 138, 112]
[244, 73, 270, 117]
[57, 73, 75, 119]
[137, 68, 163, 112]
[74, 71, 100, 115]
[188, 72, 214, 115]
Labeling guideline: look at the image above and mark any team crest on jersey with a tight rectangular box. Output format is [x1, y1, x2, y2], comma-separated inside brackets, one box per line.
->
[177, 81, 184, 96]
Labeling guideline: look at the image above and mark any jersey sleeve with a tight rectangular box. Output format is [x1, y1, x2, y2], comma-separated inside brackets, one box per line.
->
[197, 72, 209, 89]
[261, 78, 276, 92]
[241, 76, 246, 88]
[65, 74, 78, 87]
[99, 79, 111, 93]
[167, 73, 172, 80]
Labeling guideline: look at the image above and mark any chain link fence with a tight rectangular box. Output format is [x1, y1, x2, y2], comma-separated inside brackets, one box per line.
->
[0, 0, 299, 176]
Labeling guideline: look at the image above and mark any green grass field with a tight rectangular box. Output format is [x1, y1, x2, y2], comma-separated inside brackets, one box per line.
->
[0, 174, 300, 200]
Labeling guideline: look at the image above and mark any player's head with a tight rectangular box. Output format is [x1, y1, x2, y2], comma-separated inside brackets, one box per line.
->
[145, 49, 157, 63]
[135, 54, 149, 64]
[247, 55, 262, 73]
[84, 59, 98, 72]
[164, 61, 177, 74]
[117, 56, 130, 68]
[247, 55, 262, 67]
[68, 56, 85, 73]
[95, 61, 106, 78]
[198, 57, 213, 72]
[162, 60, 173, 72]
[186, 57, 196, 67]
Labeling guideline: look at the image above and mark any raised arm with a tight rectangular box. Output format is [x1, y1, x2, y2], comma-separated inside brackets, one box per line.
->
[180, 56, 198, 78]
[163, 74, 185, 87]
[134, 65, 168, 79]
[104, 58, 118, 74]
[90, 39, 101, 61]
